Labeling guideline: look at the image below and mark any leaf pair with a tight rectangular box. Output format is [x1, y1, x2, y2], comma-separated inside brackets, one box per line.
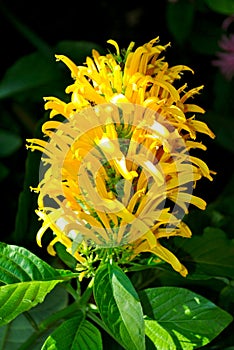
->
[0, 243, 233, 350]
[94, 263, 233, 350]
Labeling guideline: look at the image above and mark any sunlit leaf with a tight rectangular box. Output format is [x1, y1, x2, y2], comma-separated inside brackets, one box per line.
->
[140, 287, 233, 349]
[0, 280, 62, 326]
[0, 285, 68, 350]
[94, 263, 145, 350]
[42, 314, 103, 350]
[174, 228, 234, 279]
[0, 242, 79, 284]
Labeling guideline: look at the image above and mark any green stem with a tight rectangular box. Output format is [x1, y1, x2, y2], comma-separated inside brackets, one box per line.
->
[79, 277, 94, 305]
[87, 311, 124, 348]
[18, 278, 95, 350]
[86, 311, 112, 337]
[64, 282, 79, 300]
[23, 312, 39, 331]
[18, 301, 81, 350]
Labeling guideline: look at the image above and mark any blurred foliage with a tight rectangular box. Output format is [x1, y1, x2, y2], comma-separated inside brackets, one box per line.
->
[0, 0, 234, 349]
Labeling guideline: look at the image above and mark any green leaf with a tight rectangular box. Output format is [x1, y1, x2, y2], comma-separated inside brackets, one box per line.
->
[0, 52, 61, 100]
[140, 287, 233, 350]
[0, 40, 104, 101]
[166, 0, 195, 45]
[204, 0, 234, 14]
[0, 280, 62, 326]
[190, 18, 221, 55]
[144, 318, 175, 349]
[0, 162, 9, 182]
[55, 40, 104, 64]
[94, 263, 145, 350]
[0, 129, 22, 158]
[0, 285, 68, 350]
[0, 242, 79, 284]
[219, 282, 234, 311]
[174, 228, 234, 279]
[42, 314, 103, 350]
[12, 144, 42, 245]
[54, 242, 77, 269]
[207, 112, 234, 153]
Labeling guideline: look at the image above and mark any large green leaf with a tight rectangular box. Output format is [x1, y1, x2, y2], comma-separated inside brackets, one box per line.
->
[0, 52, 61, 100]
[174, 227, 234, 279]
[94, 263, 145, 350]
[207, 112, 234, 153]
[189, 18, 221, 55]
[12, 141, 42, 245]
[0, 285, 68, 350]
[0, 40, 104, 101]
[0, 242, 78, 284]
[140, 287, 233, 350]
[54, 242, 77, 270]
[205, 74, 234, 153]
[0, 280, 62, 326]
[0, 129, 22, 158]
[204, 0, 234, 14]
[144, 318, 175, 349]
[0, 162, 9, 182]
[54, 40, 104, 64]
[42, 314, 102, 350]
[166, 0, 194, 45]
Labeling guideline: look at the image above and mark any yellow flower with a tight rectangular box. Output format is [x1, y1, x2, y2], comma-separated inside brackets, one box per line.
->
[27, 37, 215, 278]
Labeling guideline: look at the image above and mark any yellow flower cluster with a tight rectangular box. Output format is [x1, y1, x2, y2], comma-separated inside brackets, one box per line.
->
[27, 37, 215, 277]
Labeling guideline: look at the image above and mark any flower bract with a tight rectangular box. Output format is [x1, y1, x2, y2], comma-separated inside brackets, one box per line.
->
[27, 37, 215, 278]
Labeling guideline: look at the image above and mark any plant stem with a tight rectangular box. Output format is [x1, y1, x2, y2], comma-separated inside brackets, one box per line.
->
[87, 311, 124, 349]
[64, 282, 79, 300]
[23, 312, 39, 331]
[18, 278, 95, 350]
[18, 301, 81, 350]
[79, 277, 94, 305]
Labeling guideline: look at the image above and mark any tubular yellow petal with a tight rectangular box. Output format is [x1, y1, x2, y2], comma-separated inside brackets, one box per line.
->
[132, 240, 188, 277]
[55, 54, 78, 78]
[185, 141, 207, 151]
[72, 251, 86, 264]
[133, 155, 164, 186]
[112, 157, 138, 180]
[127, 189, 145, 213]
[169, 191, 207, 210]
[184, 104, 205, 114]
[107, 39, 120, 57]
[154, 79, 181, 102]
[47, 237, 59, 256]
[180, 85, 204, 103]
[190, 156, 213, 180]
[188, 119, 215, 139]
[27, 36, 215, 278]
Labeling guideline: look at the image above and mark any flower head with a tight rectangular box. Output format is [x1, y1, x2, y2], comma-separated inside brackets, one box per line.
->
[212, 34, 234, 80]
[212, 16, 234, 80]
[27, 37, 215, 278]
